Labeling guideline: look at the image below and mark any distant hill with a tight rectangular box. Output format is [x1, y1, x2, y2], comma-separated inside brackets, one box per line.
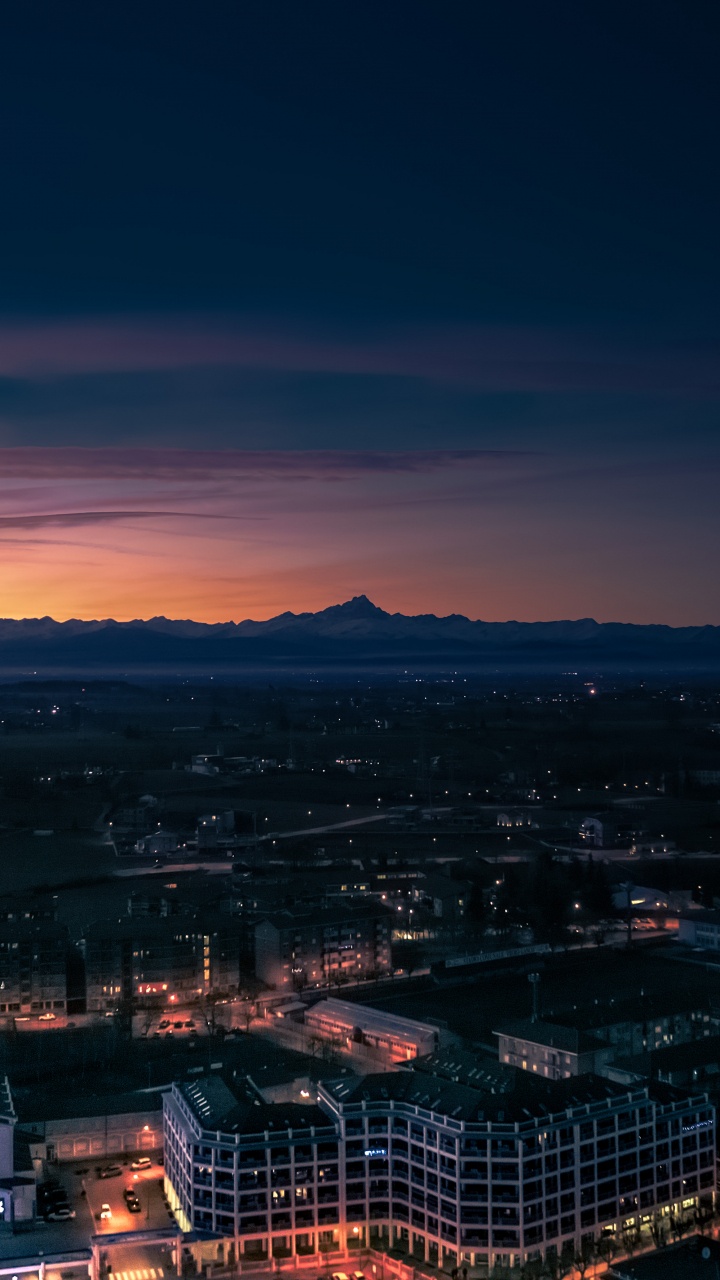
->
[0, 596, 718, 673]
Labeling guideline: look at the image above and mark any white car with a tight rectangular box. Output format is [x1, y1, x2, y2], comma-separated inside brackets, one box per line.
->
[131, 1157, 152, 1171]
[100, 1203, 112, 1219]
[47, 1207, 76, 1220]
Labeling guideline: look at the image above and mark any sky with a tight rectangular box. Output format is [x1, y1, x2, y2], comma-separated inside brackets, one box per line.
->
[0, 1, 718, 625]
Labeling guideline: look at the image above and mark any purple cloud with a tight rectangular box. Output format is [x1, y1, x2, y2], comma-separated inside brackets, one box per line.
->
[0, 509, 263, 530]
[0, 317, 715, 394]
[0, 447, 528, 481]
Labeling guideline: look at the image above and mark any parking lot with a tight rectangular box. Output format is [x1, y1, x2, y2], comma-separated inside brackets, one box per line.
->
[80, 1157, 174, 1234]
[134, 1011, 206, 1041]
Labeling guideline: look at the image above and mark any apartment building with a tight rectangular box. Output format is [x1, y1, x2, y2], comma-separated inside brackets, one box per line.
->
[495, 1019, 614, 1080]
[496, 998, 720, 1080]
[677, 909, 720, 950]
[83, 915, 241, 1011]
[254, 902, 392, 991]
[163, 1065, 716, 1273]
[0, 921, 69, 1020]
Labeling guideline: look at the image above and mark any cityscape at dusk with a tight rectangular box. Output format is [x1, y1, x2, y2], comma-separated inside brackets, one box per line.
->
[0, 6, 719, 1280]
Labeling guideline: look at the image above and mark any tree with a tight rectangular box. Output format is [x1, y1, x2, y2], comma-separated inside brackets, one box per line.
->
[695, 1201, 714, 1235]
[543, 1245, 573, 1280]
[670, 1212, 690, 1242]
[622, 1224, 642, 1257]
[573, 1238, 594, 1278]
[520, 1261, 544, 1280]
[649, 1213, 666, 1250]
[597, 1232, 618, 1266]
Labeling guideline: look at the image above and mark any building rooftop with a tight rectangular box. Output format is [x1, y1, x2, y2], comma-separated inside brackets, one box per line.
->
[18, 1087, 166, 1124]
[83, 914, 241, 940]
[322, 1066, 696, 1127]
[257, 901, 391, 931]
[493, 1018, 605, 1055]
[678, 908, 720, 925]
[609, 1235, 720, 1280]
[411, 1046, 517, 1095]
[616, 1034, 720, 1076]
[178, 1075, 332, 1137]
[306, 998, 439, 1043]
[543, 991, 714, 1033]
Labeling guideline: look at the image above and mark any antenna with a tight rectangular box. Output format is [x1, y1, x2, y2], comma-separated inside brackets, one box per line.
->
[529, 972, 540, 1023]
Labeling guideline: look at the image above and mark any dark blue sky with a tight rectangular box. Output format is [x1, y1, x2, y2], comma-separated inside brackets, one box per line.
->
[0, 1, 717, 622]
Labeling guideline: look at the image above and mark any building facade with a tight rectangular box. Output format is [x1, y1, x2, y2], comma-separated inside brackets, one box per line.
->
[677, 910, 720, 950]
[0, 922, 68, 1021]
[163, 1067, 716, 1273]
[304, 999, 439, 1064]
[254, 903, 392, 991]
[495, 1020, 614, 1080]
[163, 1077, 342, 1264]
[84, 916, 241, 1012]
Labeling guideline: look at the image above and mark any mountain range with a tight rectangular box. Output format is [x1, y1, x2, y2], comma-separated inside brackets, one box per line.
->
[0, 596, 719, 673]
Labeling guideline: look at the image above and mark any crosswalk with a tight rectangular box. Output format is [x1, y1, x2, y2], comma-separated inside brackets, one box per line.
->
[112, 1269, 164, 1280]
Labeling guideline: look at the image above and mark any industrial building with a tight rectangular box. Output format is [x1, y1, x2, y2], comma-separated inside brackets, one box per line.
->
[304, 998, 439, 1064]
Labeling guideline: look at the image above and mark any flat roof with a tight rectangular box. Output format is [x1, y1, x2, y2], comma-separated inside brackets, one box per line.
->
[257, 901, 391, 930]
[306, 998, 438, 1042]
[18, 1088, 166, 1125]
[176, 1076, 331, 1137]
[609, 1234, 720, 1279]
[493, 1018, 604, 1055]
[322, 1066, 695, 1127]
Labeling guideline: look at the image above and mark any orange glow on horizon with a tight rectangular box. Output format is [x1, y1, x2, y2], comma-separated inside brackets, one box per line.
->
[0, 446, 715, 627]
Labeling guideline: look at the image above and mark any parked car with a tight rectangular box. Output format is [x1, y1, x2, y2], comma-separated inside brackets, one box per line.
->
[46, 1207, 76, 1221]
[100, 1203, 112, 1219]
[131, 1156, 152, 1171]
[43, 1200, 72, 1217]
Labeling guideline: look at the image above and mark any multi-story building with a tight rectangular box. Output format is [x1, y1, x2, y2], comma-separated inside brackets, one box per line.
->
[0, 922, 69, 1021]
[496, 999, 720, 1075]
[495, 1019, 614, 1080]
[83, 915, 242, 1011]
[0, 1077, 36, 1229]
[254, 903, 392, 991]
[163, 1065, 716, 1273]
[164, 1076, 342, 1265]
[677, 909, 720, 950]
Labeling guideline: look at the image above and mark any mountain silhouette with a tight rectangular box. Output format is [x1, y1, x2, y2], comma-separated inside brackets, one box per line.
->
[0, 599, 717, 672]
